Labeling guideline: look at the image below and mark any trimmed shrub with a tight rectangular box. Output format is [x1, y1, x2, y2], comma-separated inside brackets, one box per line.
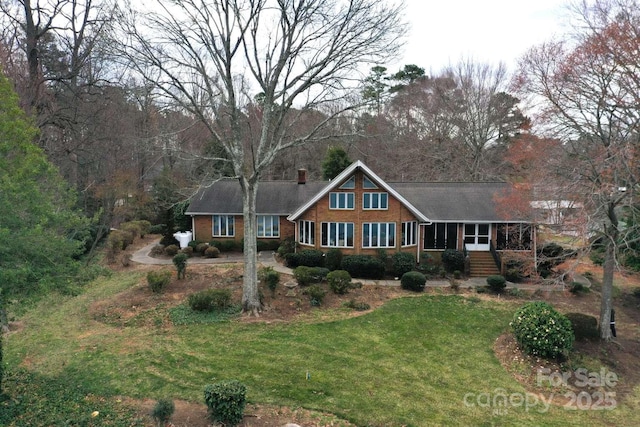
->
[341, 255, 385, 279]
[204, 246, 221, 258]
[277, 237, 296, 257]
[210, 240, 238, 253]
[147, 270, 172, 293]
[293, 266, 327, 286]
[204, 380, 247, 426]
[343, 299, 371, 311]
[325, 248, 343, 271]
[304, 284, 326, 306]
[195, 242, 209, 255]
[181, 246, 194, 257]
[188, 288, 232, 312]
[285, 249, 325, 268]
[257, 240, 280, 252]
[150, 244, 165, 257]
[164, 244, 179, 256]
[569, 282, 590, 295]
[401, 271, 426, 292]
[151, 398, 175, 427]
[392, 252, 415, 277]
[259, 266, 280, 295]
[327, 270, 352, 295]
[173, 253, 188, 279]
[510, 302, 575, 360]
[149, 223, 165, 235]
[486, 275, 507, 293]
[565, 312, 599, 341]
[294, 266, 313, 286]
[441, 249, 465, 273]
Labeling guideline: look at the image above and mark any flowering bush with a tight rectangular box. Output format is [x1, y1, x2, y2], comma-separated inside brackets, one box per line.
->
[510, 302, 574, 360]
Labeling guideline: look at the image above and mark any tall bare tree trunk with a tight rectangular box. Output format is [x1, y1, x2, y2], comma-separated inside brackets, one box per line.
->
[241, 177, 261, 315]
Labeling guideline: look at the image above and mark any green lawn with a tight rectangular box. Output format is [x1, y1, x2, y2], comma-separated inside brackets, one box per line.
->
[3, 270, 639, 426]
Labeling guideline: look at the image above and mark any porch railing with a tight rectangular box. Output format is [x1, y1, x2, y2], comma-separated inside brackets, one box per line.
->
[489, 240, 502, 273]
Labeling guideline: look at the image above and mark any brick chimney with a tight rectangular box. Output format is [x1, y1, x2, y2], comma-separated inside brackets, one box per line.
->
[297, 168, 307, 184]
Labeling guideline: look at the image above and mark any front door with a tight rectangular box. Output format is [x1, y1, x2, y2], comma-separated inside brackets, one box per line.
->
[464, 223, 491, 251]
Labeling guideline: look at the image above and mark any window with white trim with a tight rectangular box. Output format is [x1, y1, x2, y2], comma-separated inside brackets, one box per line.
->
[321, 222, 354, 247]
[257, 215, 280, 238]
[402, 221, 417, 246]
[329, 192, 354, 209]
[363, 176, 378, 189]
[213, 215, 235, 237]
[298, 220, 315, 245]
[363, 192, 388, 210]
[339, 175, 355, 189]
[362, 222, 396, 248]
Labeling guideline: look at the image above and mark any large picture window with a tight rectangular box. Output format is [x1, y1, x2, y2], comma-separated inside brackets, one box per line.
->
[213, 215, 235, 237]
[362, 222, 396, 248]
[321, 222, 354, 247]
[298, 220, 315, 245]
[363, 192, 388, 210]
[402, 221, 417, 246]
[329, 192, 354, 209]
[257, 215, 279, 238]
[424, 223, 458, 250]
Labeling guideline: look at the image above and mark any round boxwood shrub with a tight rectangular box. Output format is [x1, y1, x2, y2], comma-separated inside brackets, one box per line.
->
[441, 249, 465, 273]
[486, 275, 507, 293]
[164, 244, 179, 256]
[392, 252, 415, 277]
[401, 271, 426, 292]
[510, 302, 575, 360]
[327, 270, 352, 295]
[204, 246, 221, 258]
[204, 380, 247, 426]
[565, 312, 599, 341]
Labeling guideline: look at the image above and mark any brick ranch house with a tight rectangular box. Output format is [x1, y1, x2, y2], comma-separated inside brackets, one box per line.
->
[185, 161, 535, 276]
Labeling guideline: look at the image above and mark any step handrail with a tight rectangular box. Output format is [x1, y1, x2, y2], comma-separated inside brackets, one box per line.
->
[489, 240, 502, 273]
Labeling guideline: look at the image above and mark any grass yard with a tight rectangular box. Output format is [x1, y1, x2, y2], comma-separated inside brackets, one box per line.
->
[3, 266, 640, 426]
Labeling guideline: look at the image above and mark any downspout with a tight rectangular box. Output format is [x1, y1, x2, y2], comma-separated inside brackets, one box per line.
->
[191, 216, 196, 241]
[533, 223, 537, 274]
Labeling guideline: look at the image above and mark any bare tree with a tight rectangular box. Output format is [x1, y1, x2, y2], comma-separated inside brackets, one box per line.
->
[513, 0, 640, 340]
[446, 60, 528, 181]
[116, 0, 405, 315]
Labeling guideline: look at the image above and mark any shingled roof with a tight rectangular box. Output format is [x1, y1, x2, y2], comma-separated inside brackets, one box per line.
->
[392, 182, 511, 222]
[185, 163, 523, 223]
[185, 180, 327, 215]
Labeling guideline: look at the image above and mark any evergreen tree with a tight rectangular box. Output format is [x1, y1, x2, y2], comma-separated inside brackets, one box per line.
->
[322, 147, 352, 180]
[0, 71, 87, 297]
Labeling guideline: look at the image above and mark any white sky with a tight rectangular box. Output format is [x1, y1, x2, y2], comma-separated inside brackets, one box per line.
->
[391, 0, 570, 74]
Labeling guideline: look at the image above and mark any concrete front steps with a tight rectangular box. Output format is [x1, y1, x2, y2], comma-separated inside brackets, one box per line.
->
[468, 251, 501, 277]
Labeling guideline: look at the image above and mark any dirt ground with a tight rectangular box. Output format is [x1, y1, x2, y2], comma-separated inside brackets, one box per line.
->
[104, 236, 640, 426]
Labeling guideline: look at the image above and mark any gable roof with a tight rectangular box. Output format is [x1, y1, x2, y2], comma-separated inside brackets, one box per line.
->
[287, 160, 430, 222]
[185, 161, 526, 223]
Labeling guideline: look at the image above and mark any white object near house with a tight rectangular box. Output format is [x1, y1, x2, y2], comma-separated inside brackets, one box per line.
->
[173, 231, 193, 248]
